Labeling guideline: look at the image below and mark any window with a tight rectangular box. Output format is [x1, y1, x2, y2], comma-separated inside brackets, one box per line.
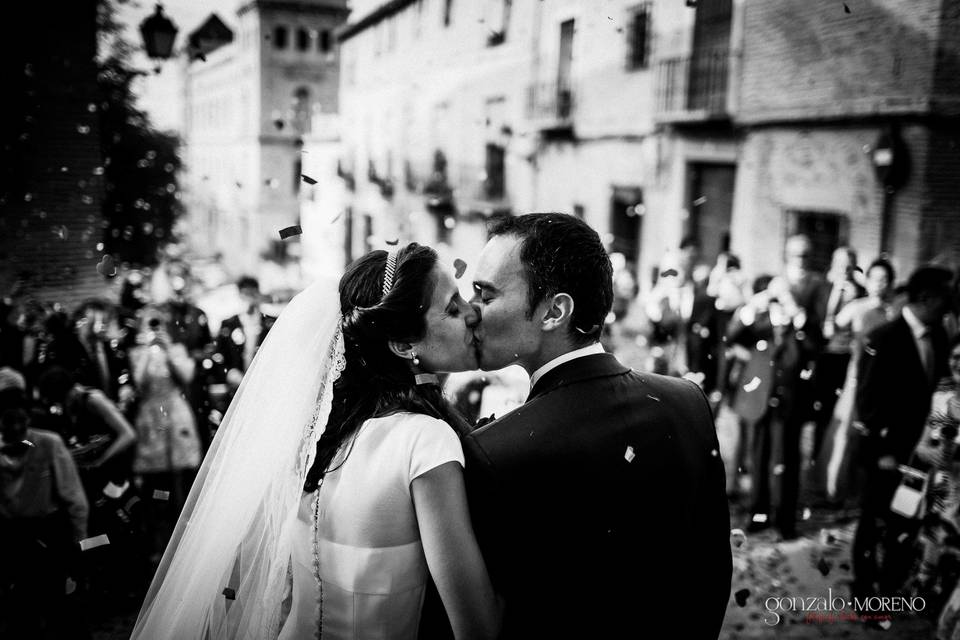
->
[292, 87, 311, 135]
[486, 0, 511, 46]
[627, 3, 652, 70]
[786, 210, 848, 274]
[273, 25, 288, 49]
[319, 30, 331, 53]
[443, 0, 453, 27]
[296, 28, 309, 51]
[484, 143, 505, 199]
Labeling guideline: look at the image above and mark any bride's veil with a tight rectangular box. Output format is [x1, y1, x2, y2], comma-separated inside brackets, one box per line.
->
[132, 276, 345, 639]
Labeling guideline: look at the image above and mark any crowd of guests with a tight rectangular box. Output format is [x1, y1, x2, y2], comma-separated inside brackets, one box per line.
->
[608, 233, 960, 632]
[0, 262, 276, 638]
[2, 239, 959, 636]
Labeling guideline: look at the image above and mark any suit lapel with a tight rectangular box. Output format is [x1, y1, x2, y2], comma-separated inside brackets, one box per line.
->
[527, 353, 630, 403]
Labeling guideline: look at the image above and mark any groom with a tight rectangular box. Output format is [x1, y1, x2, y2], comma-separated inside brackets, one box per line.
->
[461, 213, 730, 638]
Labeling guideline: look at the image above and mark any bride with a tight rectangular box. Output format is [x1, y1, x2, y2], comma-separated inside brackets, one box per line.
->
[132, 243, 501, 639]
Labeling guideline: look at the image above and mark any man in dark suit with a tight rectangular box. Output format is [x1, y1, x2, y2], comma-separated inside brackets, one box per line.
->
[463, 213, 731, 639]
[851, 265, 954, 602]
[214, 276, 276, 385]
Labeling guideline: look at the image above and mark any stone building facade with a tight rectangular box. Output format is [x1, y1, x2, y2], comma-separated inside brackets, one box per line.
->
[332, 0, 959, 288]
[181, 0, 348, 277]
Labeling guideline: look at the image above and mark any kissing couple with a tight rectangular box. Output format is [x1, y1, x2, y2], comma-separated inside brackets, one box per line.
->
[132, 213, 732, 640]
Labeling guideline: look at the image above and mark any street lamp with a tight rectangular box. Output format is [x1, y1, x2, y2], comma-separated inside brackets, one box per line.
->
[139, 4, 179, 60]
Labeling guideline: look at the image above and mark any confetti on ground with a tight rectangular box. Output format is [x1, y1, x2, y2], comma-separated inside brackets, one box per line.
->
[624, 446, 636, 463]
[80, 534, 110, 551]
[453, 258, 468, 279]
[301, 174, 317, 185]
[152, 490, 170, 501]
[816, 556, 832, 576]
[278, 225, 302, 240]
[96, 255, 117, 277]
[734, 588, 750, 606]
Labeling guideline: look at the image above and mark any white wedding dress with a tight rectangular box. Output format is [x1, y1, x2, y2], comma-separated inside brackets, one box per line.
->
[278, 411, 464, 640]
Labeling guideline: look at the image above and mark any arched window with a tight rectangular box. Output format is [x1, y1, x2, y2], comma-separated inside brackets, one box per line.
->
[292, 87, 311, 134]
[273, 25, 288, 49]
[296, 28, 309, 51]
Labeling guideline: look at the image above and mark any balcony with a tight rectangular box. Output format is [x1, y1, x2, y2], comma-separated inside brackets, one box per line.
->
[526, 80, 575, 135]
[655, 48, 737, 123]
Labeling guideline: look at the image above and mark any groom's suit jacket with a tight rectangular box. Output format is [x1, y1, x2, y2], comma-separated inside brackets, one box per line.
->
[463, 353, 731, 639]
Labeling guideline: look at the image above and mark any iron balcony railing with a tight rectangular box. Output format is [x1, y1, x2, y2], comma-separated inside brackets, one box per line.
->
[656, 48, 736, 119]
[526, 80, 575, 130]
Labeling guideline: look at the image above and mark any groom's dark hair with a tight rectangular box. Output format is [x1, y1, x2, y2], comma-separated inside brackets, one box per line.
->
[488, 213, 613, 347]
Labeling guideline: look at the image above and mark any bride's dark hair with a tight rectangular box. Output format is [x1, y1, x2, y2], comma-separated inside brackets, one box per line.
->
[303, 242, 470, 492]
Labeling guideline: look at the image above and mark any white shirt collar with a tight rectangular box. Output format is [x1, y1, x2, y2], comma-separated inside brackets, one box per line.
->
[902, 305, 928, 339]
[530, 343, 605, 389]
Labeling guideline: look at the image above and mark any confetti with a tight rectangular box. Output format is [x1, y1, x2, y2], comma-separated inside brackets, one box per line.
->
[660, 268, 678, 277]
[646, 394, 660, 402]
[743, 377, 761, 392]
[730, 528, 746, 548]
[843, 3, 851, 13]
[80, 534, 110, 551]
[301, 174, 317, 185]
[96, 255, 117, 277]
[453, 258, 468, 279]
[816, 557, 832, 576]
[279, 225, 302, 240]
[153, 490, 170, 501]
[385, 238, 399, 246]
[223, 587, 237, 600]
[734, 588, 750, 607]
[624, 446, 636, 463]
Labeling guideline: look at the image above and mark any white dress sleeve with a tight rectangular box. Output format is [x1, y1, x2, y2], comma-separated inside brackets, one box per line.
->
[405, 414, 465, 484]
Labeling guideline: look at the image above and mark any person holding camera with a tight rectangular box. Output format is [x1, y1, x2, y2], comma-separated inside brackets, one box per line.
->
[0, 367, 89, 638]
[129, 306, 203, 565]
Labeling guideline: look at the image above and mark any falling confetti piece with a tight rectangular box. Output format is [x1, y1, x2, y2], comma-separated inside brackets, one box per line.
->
[51, 225, 68, 240]
[279, 225, 302, 240]
[624, 446, 636, 463]
[80, 534, 110, 551]
[843, 3, 851, 13]
[301, 174, 317, 185]
[647, 394, 661, 402]
[710, 449, 719, 457]
[734, 588, 750, 607]
[660, 268, 678, 277]
[802, 507, 812, 520]
[816, 557, 832, 576]
[743, 376, 761, 392]
[453, 258, 468, 279]
[152, 490, 170, 501]
[385, 238, 399, 246]
[330, 211, 343, 223]
[96, 255, 117, 277]
[223, 587, 237, 600]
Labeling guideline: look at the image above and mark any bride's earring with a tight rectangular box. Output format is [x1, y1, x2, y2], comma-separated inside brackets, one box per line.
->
[411, 352, 420, 366]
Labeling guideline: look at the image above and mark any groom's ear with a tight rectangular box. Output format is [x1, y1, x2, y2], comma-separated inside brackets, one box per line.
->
[387, 341, 416, 361]
[540, 293, 574, 333]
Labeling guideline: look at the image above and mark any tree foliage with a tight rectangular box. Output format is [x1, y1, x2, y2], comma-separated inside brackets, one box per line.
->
[97, 0, 183, 267]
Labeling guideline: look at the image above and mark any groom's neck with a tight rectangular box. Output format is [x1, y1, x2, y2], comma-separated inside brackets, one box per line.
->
[525, 338, 585, 373]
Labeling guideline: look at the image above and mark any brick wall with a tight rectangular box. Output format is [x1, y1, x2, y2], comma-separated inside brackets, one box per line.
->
[0, 0, 109, 310]
[739, 0, 942, 122]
